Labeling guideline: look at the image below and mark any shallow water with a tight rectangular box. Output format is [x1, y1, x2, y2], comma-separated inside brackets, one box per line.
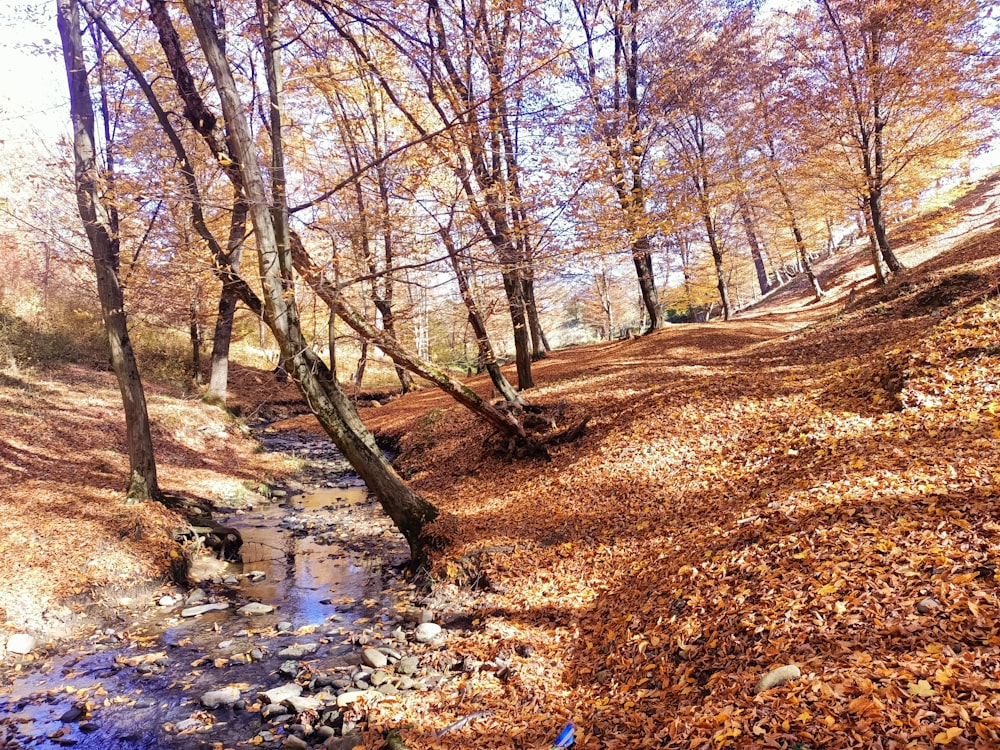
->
[0, 441, 409, 749]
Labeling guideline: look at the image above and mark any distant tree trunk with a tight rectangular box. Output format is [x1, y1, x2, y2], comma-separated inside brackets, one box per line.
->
[701, 208, 732, 321]
[867, 188, 904, 274]
[738, 193, 770, 296]
[353, 339, 368, 391]
[860, 195, 888, 286]
[189, 298, 203, 384]
[773, 172, 823, 301]
[58, 0, 161, 503]
[439, 224, 523, 404]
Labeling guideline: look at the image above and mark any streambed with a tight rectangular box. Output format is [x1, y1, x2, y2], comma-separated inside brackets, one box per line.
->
[0, 429, 452, 750]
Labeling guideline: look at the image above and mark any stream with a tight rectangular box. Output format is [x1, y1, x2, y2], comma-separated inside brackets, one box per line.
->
[0, 428, 452, 750]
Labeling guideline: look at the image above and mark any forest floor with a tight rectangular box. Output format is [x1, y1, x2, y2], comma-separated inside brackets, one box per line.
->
[1, 174, 999, 749]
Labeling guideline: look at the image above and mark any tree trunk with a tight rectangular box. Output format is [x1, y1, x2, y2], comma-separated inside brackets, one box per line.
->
[183, 0, 439, 560]
[860, 196, 887, 286]
[206, 284, 238, 402]
[58, 0, 161, 503]
[189, 298, 202, 385]
[441, 225, 523, 404]
[738, 195, 770, 296]
[702, 210, 732, 321]
[868, 189, 904, 274]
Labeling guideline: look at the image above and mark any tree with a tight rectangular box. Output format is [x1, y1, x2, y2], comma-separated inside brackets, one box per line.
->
[566, 0, 664, 332]
[789, 0, 996, 280]
[180, 0, 440, 560]
[57, 0, 161, 503]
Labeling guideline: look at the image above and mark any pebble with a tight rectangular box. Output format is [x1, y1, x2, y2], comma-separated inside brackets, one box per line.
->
[158, 595, 178, 607]
[250, 648, 265, 661]
[181, 602, 230, 617]
[201, 686, 242, 708]
[260, 684, 303, 704]
[238, 602, 275, 616]
[753, 664, 801, 694]
[283, 736, 309, 750]
[6, 633, 37, 655]
[362, 648, 388, 669]
[279, 660, 300, 677]
[285, 695, 323, 713]
[336, 689, 381, 708]
[186, 588, 207, 604]
[395, 656, 419, 675]
[248, 571, 267, 582]
[414, 623, 442, 643]
[279, 643, 320, 658]
[277, 621, 294, 632]
[218, 640, 233, 650]
[917, 596, 942, 614]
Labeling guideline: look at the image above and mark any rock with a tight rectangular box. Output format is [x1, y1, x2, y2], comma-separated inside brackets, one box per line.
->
[396, 677, 416, 691]
[181, 602, 230, 617]
[223, 575, 240, 585]
[134, 697, 156, 709]
[238, 602, 275, 616]
[362, 648, 388, 669]
[279, 660, 300, 678]
[279, 643, 319, 659]
[6, 633, 37, 655]
[419, 609, 435, 624]
[249, 648, 265, 661]
[377, 682, 399, 696]
[260, 684, 303, 704]
[174, 718, 202, 732]
[284, 736, 309, 750]
[248, 571, 267, 582]
[158, 595, 178, 607]
[277, 621, 294, 632]
[753, 664, 801, 694]
[186, 588, 207, 604]
[414, 623, 442, 643]
[218, 640, 233, 650]
[917, 597, 942, 614]
[285, 695, 322, 713]
[201, 687, 242, 709]
[395, 656, 419, 675]
[59, 706, 85, 723]
[336, 689, 381, 709]
[391, 628, 407, 642]
[370, 670, 390, 686]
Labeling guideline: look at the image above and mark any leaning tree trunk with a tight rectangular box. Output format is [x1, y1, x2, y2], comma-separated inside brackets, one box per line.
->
[58, 0, 161, 503]
[183, 0, 439, 560]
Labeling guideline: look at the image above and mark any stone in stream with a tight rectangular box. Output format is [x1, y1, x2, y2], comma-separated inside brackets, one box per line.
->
[277, 620, 294, 633]
[186, 588, 207, 604]
[278, 643, 319, 659]
[395, 656, 419, 675]
[414, 622, 442, 643]
[238, 602, 275, 616]
[336, 689, 382, 709]
[279, 660, 300, 678]
[158, 595, 178, 607]
[753, 664, 801, 694]
[283, 736, 309, 750]
[181, 602, 230, 617]
[284, 695, 323, 713]
[361, 648, 388, 669]
[6, 633, 37, 655]
[260, 684, 303, 704]
[248, 571, 267, 583]
[201, 686, 242, 709]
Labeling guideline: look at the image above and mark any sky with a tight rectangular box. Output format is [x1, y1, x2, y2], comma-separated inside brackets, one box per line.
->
[0, 3, 66, 152]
